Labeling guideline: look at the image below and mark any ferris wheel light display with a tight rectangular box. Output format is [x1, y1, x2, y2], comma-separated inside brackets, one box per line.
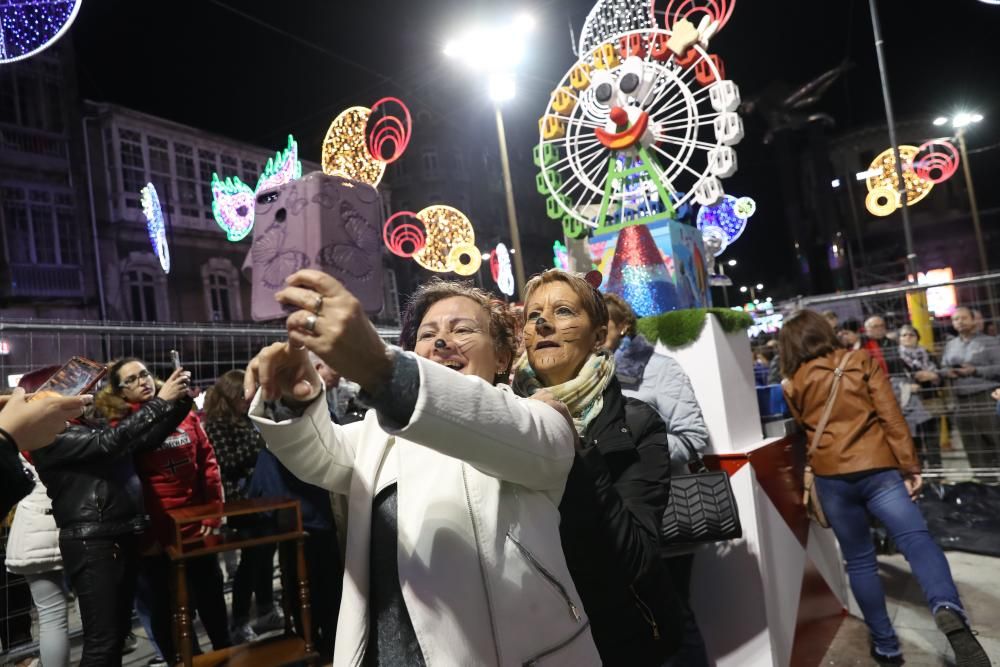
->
[0, 0, 81, 64]
[140, 183, 170, 274]
[536, 27, 743, 239]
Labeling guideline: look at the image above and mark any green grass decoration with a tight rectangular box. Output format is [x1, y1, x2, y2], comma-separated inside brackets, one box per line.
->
[636, 308, 754, 349]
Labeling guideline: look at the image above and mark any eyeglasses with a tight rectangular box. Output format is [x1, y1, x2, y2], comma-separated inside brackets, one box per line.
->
[120, 369, 151, 388]
[899, 332, 917, 337]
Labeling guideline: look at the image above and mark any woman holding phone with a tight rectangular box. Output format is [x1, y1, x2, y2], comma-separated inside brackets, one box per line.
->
[32, 364, 192, 666]
[245, 271, 601, 666]
[95, 357, 231, 662]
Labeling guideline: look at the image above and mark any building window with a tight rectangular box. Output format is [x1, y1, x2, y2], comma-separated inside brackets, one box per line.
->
[198, 149, 217, 219]
[201, 258, 242, 321]
[125, 269, 159, 321]
[242, 160, 257, 187]
[174, 143, 199, 217]
[119, 129, 146, 204]
[0, 71, 16, 124]
[422, 150, 439, 174]
[122, 253, 168, 322]
[453, 151, 465, 173]
[220, 154, 237, 176]
[147, 136, 172, 210]
[1, 187, 78, 266]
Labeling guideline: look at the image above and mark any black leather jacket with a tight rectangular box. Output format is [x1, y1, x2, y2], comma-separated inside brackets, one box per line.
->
[33, 396, 193, 540]
[559, 378, 683, 667]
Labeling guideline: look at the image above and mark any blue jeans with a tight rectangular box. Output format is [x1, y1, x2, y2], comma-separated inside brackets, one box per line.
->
[815, 470, 965, 657]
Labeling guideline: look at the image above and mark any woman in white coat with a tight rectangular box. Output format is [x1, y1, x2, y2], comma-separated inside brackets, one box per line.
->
[6, 457, 69, 667]
[245, 271, 600, 667]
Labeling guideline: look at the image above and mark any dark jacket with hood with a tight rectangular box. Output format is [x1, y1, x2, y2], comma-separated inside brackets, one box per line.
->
[559, 377, 682, 666]
[33, 396, 194, 540]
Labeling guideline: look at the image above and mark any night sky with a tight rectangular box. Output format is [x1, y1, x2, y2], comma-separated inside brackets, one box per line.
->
[66, 0, 1000, 297]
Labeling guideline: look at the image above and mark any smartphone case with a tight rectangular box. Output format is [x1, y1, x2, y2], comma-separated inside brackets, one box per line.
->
[242, 171, 385, 321]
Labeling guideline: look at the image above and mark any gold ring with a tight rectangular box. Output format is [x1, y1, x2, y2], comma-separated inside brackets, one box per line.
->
[305, 314, 318, 333]
[313, 295, 324, 314]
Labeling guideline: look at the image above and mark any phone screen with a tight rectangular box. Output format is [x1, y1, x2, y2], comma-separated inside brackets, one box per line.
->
[170, 350, 181, 370]
[29, 357, 107, 400]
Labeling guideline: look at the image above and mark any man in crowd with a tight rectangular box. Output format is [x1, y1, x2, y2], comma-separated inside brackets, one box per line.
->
[941, 306, 1000, 470]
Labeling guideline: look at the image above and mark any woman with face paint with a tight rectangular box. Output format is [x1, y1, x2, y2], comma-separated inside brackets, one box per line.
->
[244, 272, 600, 666]
[513, 269, 683, 667]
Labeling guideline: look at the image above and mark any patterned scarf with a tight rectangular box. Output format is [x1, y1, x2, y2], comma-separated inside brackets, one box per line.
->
[898, 344, 936, 373]
[512, 351, 616, 435]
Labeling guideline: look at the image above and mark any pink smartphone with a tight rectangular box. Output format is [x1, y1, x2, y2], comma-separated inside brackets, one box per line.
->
[246, 171, 385, 321]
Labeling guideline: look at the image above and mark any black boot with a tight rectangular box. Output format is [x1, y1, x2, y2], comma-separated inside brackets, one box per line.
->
[934, 607, 990, 667]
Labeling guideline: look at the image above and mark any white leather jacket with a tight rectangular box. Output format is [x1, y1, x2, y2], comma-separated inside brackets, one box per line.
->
[250, 353, 601, 667]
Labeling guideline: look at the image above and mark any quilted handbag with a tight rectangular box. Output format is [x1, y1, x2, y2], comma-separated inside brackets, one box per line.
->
[661, 441, 742, 547]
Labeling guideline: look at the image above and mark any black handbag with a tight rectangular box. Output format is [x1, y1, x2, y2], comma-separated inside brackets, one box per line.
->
[661, 441, 742, 547]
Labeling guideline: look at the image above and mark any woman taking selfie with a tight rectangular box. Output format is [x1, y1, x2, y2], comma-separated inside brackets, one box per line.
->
[512, 269, 681, 667]
[32, 365, 192, 666]
[96, 358, 230, 662]
[246, 270, 600, 666]
[779, 310, 988, 666]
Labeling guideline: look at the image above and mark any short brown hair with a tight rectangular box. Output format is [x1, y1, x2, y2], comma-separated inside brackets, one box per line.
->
[399, 278, 517, 378]
[778, 310, 840, 378]
[522, 269, 609, 330]
[603, 293, 637, 338]
[203, 370, 246, 425]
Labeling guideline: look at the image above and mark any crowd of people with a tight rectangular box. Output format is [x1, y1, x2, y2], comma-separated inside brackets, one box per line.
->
[0, 270, 992, 666]
[755, 306, 1000, 472]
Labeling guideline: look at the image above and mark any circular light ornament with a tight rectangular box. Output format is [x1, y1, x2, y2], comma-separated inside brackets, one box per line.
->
[865, 146, 932, 213]
[733, 196, 756, 219]
[448, 243, 482, 277]
[412, 205, 476, 274]
[382, 211, 426, 258]
[140, 183, 170, 273]
[912, 139, 959, 184]
[0, 0, 82, 65]
[866, 186, 899, 217]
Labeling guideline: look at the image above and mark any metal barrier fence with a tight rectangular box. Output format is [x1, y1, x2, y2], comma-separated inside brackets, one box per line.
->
[0, 318, 400, 663]
[0, 319, 401, 390]
[790, 272, 1000, 481]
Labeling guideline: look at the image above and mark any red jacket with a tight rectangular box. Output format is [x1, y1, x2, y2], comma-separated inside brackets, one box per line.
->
[125, 402, 224, 549]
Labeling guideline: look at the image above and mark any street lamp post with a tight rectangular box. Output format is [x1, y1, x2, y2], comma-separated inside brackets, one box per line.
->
[935, 113, 988, 274]
[445, 14, 533, 299]
[493, 102, 528, 299]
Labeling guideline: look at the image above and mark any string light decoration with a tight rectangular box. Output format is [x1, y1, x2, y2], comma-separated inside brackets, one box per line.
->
[657, 0, 735, 39]
[255, 134, 303, 193]
[490, 243, 515, 296]
[365, 97, 413, 164]
[322, 107, 386, 186]
[696, 194, 755, 256]
[579, 0, 656, 55]
[208, 135, 303, 242]
[412, 205, 476, 274]
[553, 240, 571, 270]
[321, 98, 412, 186]
[211, 174, 256, 242]
[0, 0, 81, 64]
[863, 141, 960, 216]
[140, 183, 170, 274]
[536, 26, 743, 239]
[382, 211, 426, 258]
[382, 205, 481, 275]
[912, 139, 959, 184]
[448, 243, 482, 277]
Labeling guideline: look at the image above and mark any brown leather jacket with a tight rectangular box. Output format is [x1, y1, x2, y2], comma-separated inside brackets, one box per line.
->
[782, 348, 920, 476]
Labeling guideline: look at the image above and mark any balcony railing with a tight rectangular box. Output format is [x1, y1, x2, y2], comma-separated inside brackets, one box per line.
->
[0, 125, 68, 159]
[7, 263, 86, 297]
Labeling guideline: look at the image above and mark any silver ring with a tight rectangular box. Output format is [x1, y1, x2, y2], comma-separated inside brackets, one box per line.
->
[305, 313, 318, 333]
[312, 295, 324, 314]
